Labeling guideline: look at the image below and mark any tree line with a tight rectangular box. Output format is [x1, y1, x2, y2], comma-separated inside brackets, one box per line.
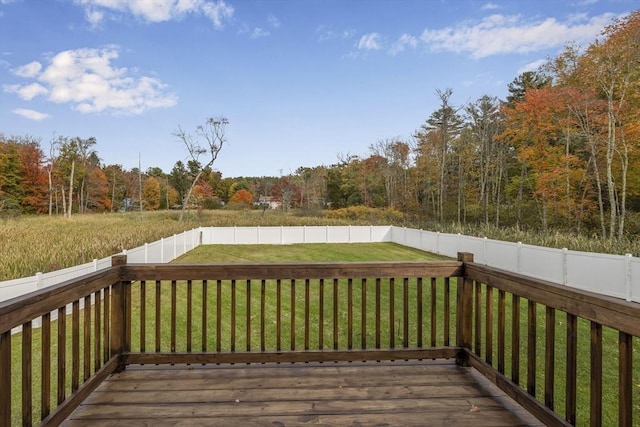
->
[1, 11, 638, 238]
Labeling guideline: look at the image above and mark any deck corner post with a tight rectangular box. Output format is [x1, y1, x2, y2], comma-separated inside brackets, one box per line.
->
[456, 252, 474, 367]
[111, 254, 127, 268]
[110, 255, 128, 373]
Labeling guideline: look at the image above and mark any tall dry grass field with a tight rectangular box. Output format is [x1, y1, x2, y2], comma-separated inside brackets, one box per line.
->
[0, 210, 360, 281]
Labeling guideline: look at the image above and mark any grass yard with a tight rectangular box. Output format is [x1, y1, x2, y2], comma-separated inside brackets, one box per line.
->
[172, 242, 449, 263]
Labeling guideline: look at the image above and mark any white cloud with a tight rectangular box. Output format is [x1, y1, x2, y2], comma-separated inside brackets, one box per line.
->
[481, 2, 499, 10]
[267, 15, 280, 28]
[4, 82, 49, 100]
[518, 58, 547, 74]
[85, 8, 104, 28]
[200, 1, 234, 27]
[12, 61, 42, 78]
[316, 25, 355, 42]
[73, 0, 233, 28]
[419, 12, 619, 58]
[251, 27, 269, 38]
[4, 47, 177, 115]
[389, 33, 417, 55]
[357, 33, 382, 51]
[13, 108, 51, 121]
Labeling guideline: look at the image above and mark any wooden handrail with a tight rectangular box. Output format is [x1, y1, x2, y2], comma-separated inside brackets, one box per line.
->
[1, 253, 638, 427]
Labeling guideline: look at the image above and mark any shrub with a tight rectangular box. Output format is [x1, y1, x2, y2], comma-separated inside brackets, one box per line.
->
[325, 206, 404, 224]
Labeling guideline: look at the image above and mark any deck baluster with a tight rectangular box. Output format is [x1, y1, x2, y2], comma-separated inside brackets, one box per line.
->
[22, 321, 32, 426]
[42, 312, 51, 419]
[431, 277, 437, 348]
[590, 321, 602, 426]
[527, 300, 537, 396]
[545, 307, 555, 411]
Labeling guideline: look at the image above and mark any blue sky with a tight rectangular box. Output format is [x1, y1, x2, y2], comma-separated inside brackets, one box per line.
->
[0, 0, 635, 178]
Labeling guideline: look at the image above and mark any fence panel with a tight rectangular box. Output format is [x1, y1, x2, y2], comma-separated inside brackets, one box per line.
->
[437, 233, 461, 257]
[567, 252, 629, 300]
[281, 226, 305, 244]
[396, 227, 422, 250]
[484, 239, 519, 271]
[302, 226, 329, 243]
[125, 246, 146, 263]
[146, 240, 163, 263]
[0, 277, 37, 301]
[207, 227, 237, 244]
[519, 245, 565, 284]
[418, 230, 439, 253]
[256, 226, 284, 244]
[458, 236, 487, 264]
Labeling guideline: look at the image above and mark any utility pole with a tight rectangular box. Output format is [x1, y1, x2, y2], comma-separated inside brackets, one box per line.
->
[139, 153, 143, 213]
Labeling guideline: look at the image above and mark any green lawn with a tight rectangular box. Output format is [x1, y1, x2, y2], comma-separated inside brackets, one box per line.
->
[172, 242, 451, 263]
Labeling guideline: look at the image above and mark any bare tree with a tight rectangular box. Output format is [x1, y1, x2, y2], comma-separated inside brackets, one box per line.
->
[46, 134, 59, 216]
[174, 116, 228, 221]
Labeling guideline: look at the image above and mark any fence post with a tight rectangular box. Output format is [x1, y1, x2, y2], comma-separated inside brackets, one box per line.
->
[563, 248, 568, 286]
[173, 234, 177, 260]
[110, 255, 127, 372]
[160, 238, 164, 263]
[456, 252, 474, 367]
[483, 237, 488, 265]
[36, 272, 43, 290]
[625, 254, 632, 302]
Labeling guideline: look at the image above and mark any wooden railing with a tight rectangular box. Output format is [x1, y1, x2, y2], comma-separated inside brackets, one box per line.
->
[464, 263, 640, 427]
[0, 253, 638, 426]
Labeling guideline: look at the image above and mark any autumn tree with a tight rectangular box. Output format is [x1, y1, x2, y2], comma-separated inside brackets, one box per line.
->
[55, 136, 97, 217]
[577, 10, 640, 238]
[103, 164, 128, 212]
[0, 136, 27, 211]
[86, 167, 111, 211]
[142, 176, 161, 210]
[415, 89, 465, 221]
[272, 176, 301, 212]
[506, 71, 551, 106]
[369, 138, 411, 210]
[174, 116, 228, 221]
[0, 135, 49, 213]
[228, 188, 253, 209]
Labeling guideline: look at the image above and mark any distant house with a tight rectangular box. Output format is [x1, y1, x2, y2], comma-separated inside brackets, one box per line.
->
[256, 196, 280, 210]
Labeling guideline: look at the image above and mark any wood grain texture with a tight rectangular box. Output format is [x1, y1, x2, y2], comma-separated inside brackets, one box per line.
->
[62, 360, 542, 427]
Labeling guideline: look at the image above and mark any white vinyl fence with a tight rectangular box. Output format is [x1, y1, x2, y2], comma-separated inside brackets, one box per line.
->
[1, 226, 638, 304]
[389, 226, 639, 303]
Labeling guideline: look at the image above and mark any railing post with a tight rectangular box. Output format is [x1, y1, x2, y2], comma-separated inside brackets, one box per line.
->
[0, 329, 10, 427]
[110, 255, 127, 372]
[456, 252, 474, 367]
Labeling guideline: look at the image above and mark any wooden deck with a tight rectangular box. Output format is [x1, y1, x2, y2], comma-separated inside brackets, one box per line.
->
[61, 360, 543, 426]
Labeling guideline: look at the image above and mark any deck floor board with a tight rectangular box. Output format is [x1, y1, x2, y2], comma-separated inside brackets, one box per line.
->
[62, 360, 544, 426]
